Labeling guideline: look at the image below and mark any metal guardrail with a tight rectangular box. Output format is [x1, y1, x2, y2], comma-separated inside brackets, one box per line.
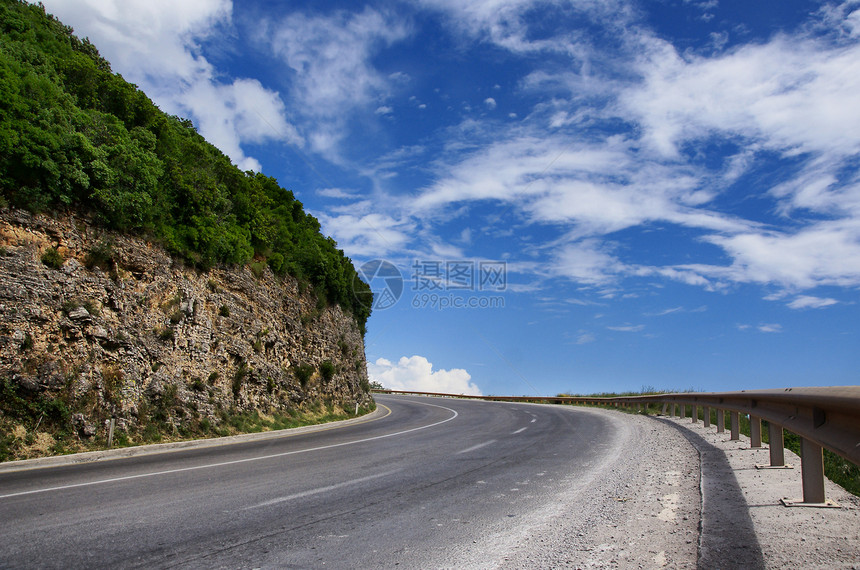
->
[373, 387, 860, 506]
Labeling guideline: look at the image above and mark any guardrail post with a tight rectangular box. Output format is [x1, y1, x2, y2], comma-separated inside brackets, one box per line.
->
[769, 423, 785, 467]
[801, 438, 826, 504]
[692, 405, 698, 423]
[661, 402, 668, 415]
[730, 411, 740, 440]
[750, 416, 762, 448]
[678, 404, 685, 419]
[716, 409, 725, 433]
[703, 406, 711, 427]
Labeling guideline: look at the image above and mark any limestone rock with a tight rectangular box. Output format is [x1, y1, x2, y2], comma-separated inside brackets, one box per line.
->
[0, 208, 372, 434]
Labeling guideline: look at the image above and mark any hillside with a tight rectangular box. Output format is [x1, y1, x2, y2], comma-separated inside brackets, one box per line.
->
[0, 0, 375, 460]
[0, 0, 371, 330]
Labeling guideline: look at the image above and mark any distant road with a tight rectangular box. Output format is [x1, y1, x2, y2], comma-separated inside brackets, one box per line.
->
[0, 395, 644, 568]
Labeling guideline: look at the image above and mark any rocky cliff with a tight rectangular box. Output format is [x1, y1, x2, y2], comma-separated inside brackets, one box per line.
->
[0, 208, 372, 454]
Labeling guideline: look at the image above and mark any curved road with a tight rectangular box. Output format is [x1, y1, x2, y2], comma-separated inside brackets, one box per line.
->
[0, 395, 634, 568]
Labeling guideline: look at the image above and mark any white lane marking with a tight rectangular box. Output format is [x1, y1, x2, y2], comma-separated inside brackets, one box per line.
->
[512, 427, 528, 434]
[244, 469, 402, 510]
[456, 440, 497, 454]
[0, 400, 459, 500]
[530, 418, 537, 423]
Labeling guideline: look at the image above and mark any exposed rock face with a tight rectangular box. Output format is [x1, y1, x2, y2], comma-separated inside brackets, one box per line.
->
[0, 209, 371, 439]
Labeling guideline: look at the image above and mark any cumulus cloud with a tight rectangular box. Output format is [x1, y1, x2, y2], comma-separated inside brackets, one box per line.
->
[41, 0, 299, 171]
[483, 97, 497, 110]
[368, 356, 482, 395]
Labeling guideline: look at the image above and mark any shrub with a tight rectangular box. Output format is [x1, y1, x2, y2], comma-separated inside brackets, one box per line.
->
[293, 363, 314, 388]
[84, 238, 114, 270]
[232, 364, 247, 398]
[320, 360, 335, 382]
[219, 305, 230, 317]
[41, 247, 63, 269]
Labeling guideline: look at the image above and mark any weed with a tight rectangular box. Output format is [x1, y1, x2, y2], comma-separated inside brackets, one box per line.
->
[157, 328, 174, 342]
[219, 305, 230, 317]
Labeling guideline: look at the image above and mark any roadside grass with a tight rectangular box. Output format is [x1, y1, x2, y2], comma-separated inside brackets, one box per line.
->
[562, 391, 860, 498]
[0, 392, 376, 462]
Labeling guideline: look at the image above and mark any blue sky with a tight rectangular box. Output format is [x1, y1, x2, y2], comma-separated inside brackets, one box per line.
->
[42, 0, 860, 396]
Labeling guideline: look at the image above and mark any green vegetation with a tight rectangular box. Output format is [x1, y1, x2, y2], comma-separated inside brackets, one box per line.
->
[0, 372, 376, 461]
[293, 363, 314, 387]
[0, 0, 371, 332]
[319, 360, 336, 382]
[40, 246, 63, 269]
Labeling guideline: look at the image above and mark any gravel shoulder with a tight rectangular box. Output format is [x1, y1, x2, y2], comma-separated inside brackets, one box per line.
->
[491, 407, 859, 569]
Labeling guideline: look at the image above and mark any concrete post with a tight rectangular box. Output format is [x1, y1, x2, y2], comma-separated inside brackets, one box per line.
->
[671, 403, 677, 417]
[107, 418, 116, 448]
[801, 438, 826, 504]
[750, 416, 762, 448]
[703, 406, 711, 428]
[768, 422, 785, 467]
[716, 409, 725, 433]
[678, 404, 685, 419]
[661, 402, 668, 416]
[730, 411, 740, 440]
[692, 405, 698, 423]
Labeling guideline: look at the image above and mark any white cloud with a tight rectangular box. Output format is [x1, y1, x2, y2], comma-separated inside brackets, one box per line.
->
[552, 240, 625, 285]
[484, 97, 497, 110]
[41, 0, 299, 171]
[368, 356, 482, 395]
[758, 323, 783, 333]
[317, 212, 414, 257]
[607, 324, 645, 332]
[575, 333, 596, 344]
[267, 7, 409, 157]
[787, 295, 839, 310]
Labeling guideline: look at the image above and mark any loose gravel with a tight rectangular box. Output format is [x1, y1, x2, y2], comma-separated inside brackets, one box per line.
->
[458, 406, 859, 569]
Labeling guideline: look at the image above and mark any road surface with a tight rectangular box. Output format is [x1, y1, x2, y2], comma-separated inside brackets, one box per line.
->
[0, 394, 693, 568]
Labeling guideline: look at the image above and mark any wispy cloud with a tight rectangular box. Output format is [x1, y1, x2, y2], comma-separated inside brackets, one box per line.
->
[265, 7, 409, 158]
[787, 295, 839, 309]
[607, 324, 645, 332]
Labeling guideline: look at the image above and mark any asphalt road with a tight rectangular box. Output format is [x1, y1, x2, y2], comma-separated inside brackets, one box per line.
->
[0, 395, 627, 569]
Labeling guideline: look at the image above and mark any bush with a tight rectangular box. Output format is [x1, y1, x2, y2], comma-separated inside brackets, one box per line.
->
[293, 363, 314, 388]
[320, 360, 336, 382]
[41, 247, 63, 269]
